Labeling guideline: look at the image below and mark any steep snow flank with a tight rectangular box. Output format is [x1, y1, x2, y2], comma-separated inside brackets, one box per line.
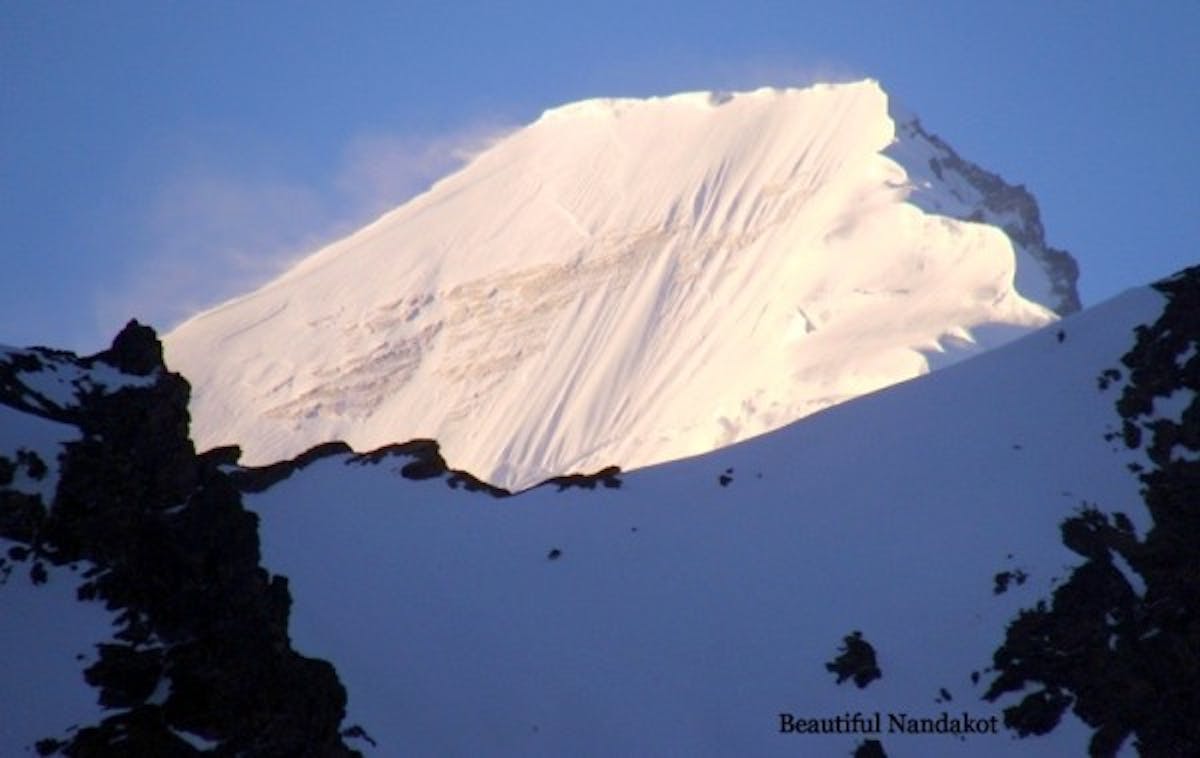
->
[166, 80, 1075, 490]
[246, 286, 1160, 757]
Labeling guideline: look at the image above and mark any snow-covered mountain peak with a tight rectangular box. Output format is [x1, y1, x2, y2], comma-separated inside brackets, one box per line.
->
[165, 80, 1079, 490]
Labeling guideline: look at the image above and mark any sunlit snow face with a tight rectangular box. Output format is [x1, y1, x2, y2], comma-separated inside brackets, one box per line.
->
[166, 81, 1068, 490]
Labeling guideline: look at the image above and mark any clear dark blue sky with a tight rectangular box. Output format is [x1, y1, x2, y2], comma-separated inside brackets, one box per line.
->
[2, 1, 1197, 350]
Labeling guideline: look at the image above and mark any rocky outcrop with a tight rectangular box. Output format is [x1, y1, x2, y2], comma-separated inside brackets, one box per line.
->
[226, 441, 355, 494]
[95, 319, 164, 376]
[825, 630, 882, 689]
[535, 465, 623, 492]
[0, 321, 358, 756]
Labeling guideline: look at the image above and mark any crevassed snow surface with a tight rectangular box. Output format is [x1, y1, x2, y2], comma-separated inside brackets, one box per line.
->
[247, 286, 1160, 757]
[166, 80, 1068, 490]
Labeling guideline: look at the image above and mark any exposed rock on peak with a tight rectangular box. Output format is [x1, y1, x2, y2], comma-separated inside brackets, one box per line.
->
[889, 117, 1080, 315]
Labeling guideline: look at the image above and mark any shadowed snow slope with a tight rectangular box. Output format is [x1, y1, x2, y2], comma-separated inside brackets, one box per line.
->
[166, 80, 1078, 490]
[246, 284, 1162, 757]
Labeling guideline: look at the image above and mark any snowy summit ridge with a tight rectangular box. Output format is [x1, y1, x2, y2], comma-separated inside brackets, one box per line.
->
[166, 80, 1079, 489]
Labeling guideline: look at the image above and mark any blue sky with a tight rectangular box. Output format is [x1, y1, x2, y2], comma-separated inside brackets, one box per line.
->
[2, 1, 1197, 351]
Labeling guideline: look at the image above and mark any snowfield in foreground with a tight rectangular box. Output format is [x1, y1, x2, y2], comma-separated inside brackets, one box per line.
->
[167, 79, 1077, 490]
[245, 285, 1160, 756]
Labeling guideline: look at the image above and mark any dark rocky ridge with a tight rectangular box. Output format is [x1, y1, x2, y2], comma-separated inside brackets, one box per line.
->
[225, 438, 513, 497]
[0, 319, 628, 753]
[986, 265, 1200, 755]
[1, 319, 625, 753]
[0, 321, 360, 756]
[224, 440, 620, 498]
